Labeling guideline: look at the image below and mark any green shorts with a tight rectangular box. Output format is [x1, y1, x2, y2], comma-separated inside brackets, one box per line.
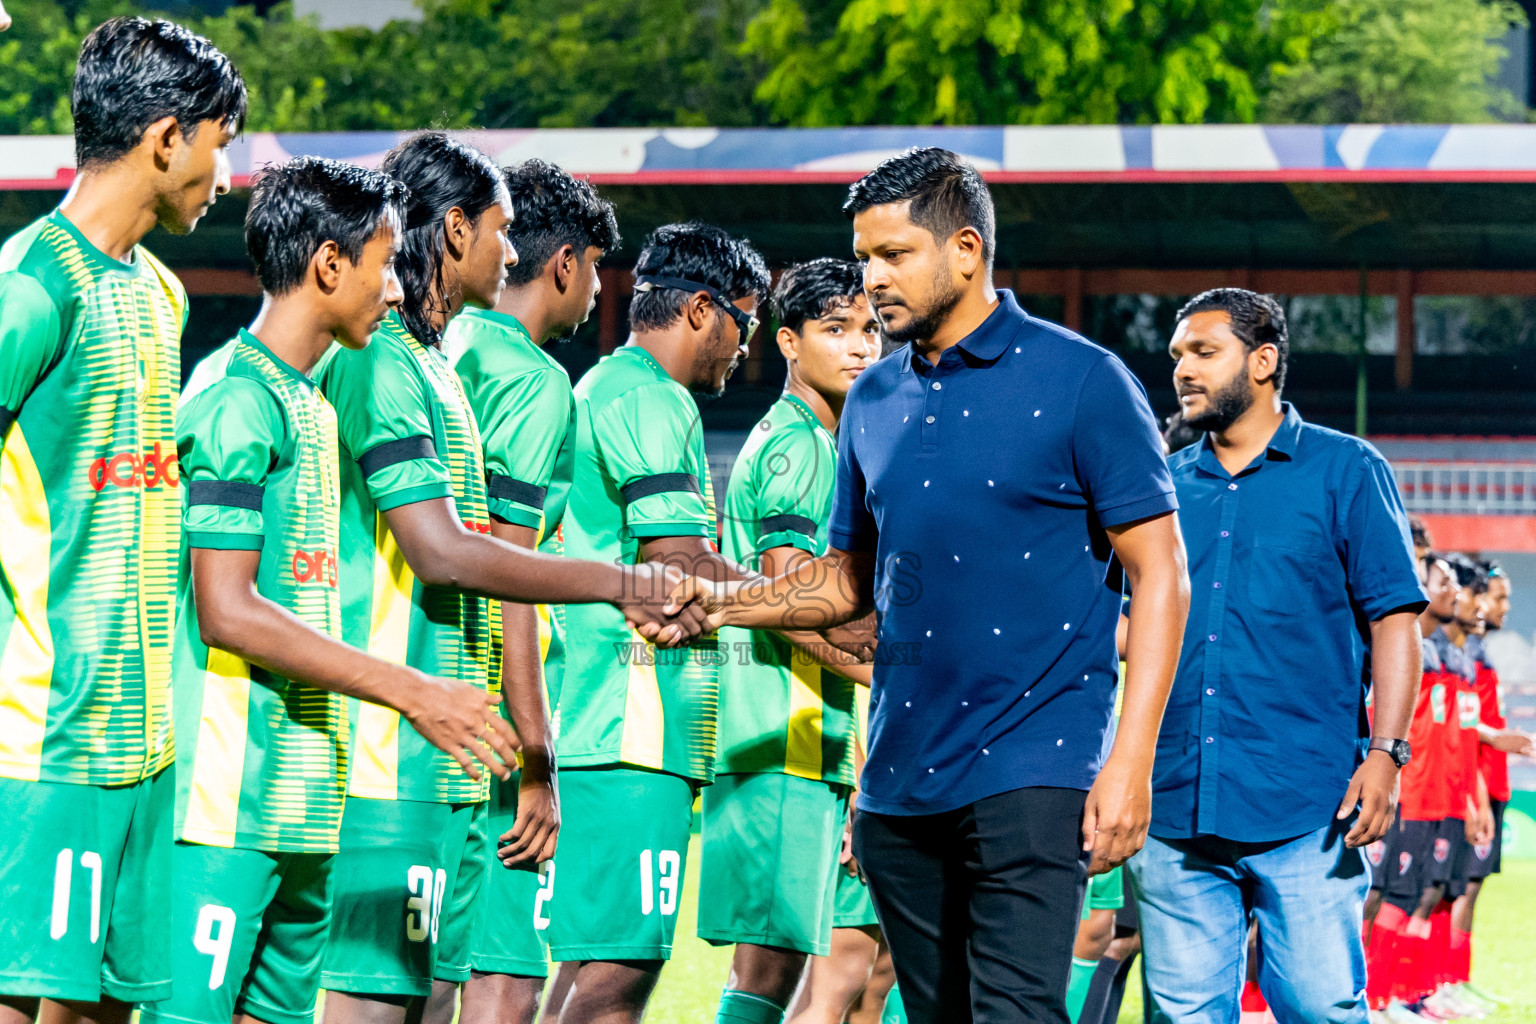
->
[320, 797, 487, 997]
[139, 845, 332, 1024]
[467, 771, 550, 977]
[1081, 865, 1125, 921]
[832, 864, 880, 930]
[0, 768, 172, 1003]
[697, 773, 849, 955]
[542, 767, 695, 962]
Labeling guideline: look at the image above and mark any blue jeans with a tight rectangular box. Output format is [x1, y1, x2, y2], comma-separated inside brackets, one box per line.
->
[1127, 822, 1370, 1024]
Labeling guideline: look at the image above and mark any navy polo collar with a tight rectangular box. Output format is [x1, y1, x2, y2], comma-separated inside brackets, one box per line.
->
[899, 289, 1024, 373]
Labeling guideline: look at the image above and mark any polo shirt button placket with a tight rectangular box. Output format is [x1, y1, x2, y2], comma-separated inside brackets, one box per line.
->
[921, 371, 945, 448]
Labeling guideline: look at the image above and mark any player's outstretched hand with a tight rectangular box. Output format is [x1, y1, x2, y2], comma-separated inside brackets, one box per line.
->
[1082, 754, 1150, 875]
[400, 671, 518, 783]
[620, 562, 707, 648]
[499, 751, 558, 870]
[1338, 752, 1397, 847]
[663, 575, 731, 634]
[1491, 728, 1536, 758]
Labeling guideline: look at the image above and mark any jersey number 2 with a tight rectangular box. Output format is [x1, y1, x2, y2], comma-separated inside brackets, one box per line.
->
[533, 863, 555, 930]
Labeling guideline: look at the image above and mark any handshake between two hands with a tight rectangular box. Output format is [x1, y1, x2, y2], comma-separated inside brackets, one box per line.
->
[616, 562, 878, 663]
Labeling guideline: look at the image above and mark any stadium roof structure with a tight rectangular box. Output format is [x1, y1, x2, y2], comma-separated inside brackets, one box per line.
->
[12, 124, 1536, 188]
[12, 123, 1536, 276]
[5, 123, 1536, 438]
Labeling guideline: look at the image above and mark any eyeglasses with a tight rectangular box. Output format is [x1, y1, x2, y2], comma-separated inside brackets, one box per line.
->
[634, 275, 760, 344]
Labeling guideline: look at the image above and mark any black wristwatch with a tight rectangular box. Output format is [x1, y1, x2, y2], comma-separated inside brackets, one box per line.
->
[1368, 738, 1411, 767]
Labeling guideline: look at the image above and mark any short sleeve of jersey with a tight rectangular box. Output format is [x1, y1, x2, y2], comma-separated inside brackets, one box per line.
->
[593, 381, 713, 539]
[0, 272, 64, 432]
[323, 339, 454, 511]
[752, 427, 833, 556]
[479, 367, 569, 530]
[1071, 355, 1179, 527]
[178, 377, 285, 550]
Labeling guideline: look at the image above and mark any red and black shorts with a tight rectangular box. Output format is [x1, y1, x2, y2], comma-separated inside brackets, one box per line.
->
[1376, 816, 1443, 910]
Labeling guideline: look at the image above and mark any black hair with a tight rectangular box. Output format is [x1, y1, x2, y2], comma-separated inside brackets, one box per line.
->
[502, 160, 620, 288]
[1409, 514, 1431, 550]
[1481, 559, 1505, 581]
[72, 17, 247, 169]
[245, 157, 407, 297]
[1176, 288, 1290, 392]
[629, 222, 770, 332]
[1446, 553, 1490, 594]
[772, 258, 866, 334]
[380, 132, 507, 346]
[842, 147, 996, 268]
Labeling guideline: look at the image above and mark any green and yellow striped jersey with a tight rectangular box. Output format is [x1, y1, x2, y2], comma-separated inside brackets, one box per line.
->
[444, 307, 575, 711]
[174, 331, 348, 852]
[319, 311, 495, 805]
[554, 345, 720, 782]
[0, 210, 182, 786]
[715, 394, 856, 785]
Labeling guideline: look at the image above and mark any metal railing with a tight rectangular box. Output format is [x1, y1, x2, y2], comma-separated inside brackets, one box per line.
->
[1394, 461, 1536, 515]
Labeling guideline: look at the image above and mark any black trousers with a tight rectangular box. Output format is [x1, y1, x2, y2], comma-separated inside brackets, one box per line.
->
[853, 786, 1089, 1024]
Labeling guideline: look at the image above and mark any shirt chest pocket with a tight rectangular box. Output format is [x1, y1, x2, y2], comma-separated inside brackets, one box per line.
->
[1245, 531, 1327, 616]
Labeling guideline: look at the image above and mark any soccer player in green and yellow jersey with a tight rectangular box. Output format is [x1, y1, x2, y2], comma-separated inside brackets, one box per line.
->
[445, 159, 621, 1024]
[700, 260, 880, 1024]
[139, 157, 522, 1024]
[0, 19, 245, 1024]
[535, 223, 771, 1024]
[317, 136, 702, 1024]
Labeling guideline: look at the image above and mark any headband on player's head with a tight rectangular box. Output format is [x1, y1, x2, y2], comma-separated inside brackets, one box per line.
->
[634, 275, 760, 339]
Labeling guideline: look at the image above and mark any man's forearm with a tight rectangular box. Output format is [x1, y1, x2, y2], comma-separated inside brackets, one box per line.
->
[1110, 559, 1188, 768]
[198, 584, 422, 711]
[718, 551, 871, 631]
[498, 600, 553, 769]
[1367, 611, 1421, 742]
[385, 500, 634, 606]
[431, 530, 630, 605]
[782, 630, 875, 684]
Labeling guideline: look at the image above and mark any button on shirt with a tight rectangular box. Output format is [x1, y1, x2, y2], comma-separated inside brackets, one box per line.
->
[828, 291, 1177, 816]
[1154, 404, 1426, 842]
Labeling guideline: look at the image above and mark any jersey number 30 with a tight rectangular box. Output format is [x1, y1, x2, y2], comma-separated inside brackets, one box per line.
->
[407, 865, 447, 943]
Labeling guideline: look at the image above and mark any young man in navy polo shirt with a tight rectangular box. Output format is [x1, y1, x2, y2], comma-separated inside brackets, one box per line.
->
[1133, 289, 1426, 1024]
[668, 147, 1191, 1024]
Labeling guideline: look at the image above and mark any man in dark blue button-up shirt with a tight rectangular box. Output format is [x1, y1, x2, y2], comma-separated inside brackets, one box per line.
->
[672, 149, 1192, 1024]
[1129, 289, 1426, 1024]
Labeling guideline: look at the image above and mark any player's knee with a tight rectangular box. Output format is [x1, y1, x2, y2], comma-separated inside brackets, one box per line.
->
[731, 945, 809, 1003]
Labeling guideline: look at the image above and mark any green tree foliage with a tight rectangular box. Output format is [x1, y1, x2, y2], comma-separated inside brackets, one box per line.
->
[0, 0, 765, 134]
[744, 0, 1331, 125]
[0, 0, 1525, 134]
[1262, 0, 1527, 123]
